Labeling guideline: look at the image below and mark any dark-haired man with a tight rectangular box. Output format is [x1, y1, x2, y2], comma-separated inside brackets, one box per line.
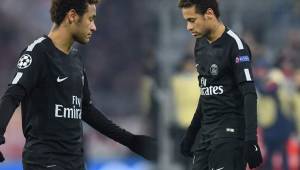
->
[0, 0, 156, 169]
[178, 0, 263, 169]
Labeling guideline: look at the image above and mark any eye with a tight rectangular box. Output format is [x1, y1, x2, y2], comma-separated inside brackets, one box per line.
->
[188, 18, 196, 23]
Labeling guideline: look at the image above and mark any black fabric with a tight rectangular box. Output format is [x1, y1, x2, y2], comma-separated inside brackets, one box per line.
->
[82, 105, 134, 147]
[192, 27, 259, 143]
[23, 162, 82, 170]
[128, 135, 157, 161]
[244, 140, 263, 169]
[0, 36, 87, 168]
[83, 105, 157, 161]
[189, 27, 262, 168]
[239, 82, 258, 141]
[0, 85, 26, 162]
[0, 85, 25, 135]
[82, 71, 157, 161]
[0, 136, 4, 162]
[192, 139, 246, 170]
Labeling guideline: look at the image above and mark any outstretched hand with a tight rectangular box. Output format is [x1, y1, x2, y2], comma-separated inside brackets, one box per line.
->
[128, 135, 157, 162]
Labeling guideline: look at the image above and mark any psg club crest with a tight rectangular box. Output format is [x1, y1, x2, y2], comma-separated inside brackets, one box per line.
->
[17, 54, 32, 69]
[210, 64, 218, 76]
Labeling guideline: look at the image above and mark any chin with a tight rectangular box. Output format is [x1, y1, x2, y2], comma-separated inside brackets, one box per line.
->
[77, 39, 90, 44]
[194, 34, 203, 38]
[74, 35, 90, 44]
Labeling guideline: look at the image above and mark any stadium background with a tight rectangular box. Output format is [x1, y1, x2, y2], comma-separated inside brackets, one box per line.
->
[0, 0, 300, 170]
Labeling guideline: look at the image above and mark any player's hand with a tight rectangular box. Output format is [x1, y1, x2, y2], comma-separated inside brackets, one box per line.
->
[0, 136, 5, 162]
[244, 140, 263, 169]
[128, 135, 157, 162]
[180, 134, 194, 157]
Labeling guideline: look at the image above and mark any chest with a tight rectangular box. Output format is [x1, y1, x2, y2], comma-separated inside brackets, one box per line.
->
[194, 43, 231, 78]
[46, 55, 84, 94]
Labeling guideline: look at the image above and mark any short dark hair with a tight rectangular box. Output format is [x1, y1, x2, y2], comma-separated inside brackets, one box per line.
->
[50, 0, 100, 25]
[178, 0, 220, 18]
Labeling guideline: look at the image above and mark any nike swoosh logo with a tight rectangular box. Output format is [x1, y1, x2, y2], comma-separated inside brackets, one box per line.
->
[254, 145, 258, 151]
[57, 77, 68, 83]
[46, 165, 57, 168]
[216, 167, 224, 170]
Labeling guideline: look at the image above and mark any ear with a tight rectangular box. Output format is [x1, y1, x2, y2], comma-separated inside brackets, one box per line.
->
[66, 9, 79, 24]
[204, 8, 215, 20]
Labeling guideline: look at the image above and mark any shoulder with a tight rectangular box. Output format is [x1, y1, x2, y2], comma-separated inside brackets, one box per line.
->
[17, 36, 48, 69]
[225, 29, 249, 51]
[23, 36, 48, 55]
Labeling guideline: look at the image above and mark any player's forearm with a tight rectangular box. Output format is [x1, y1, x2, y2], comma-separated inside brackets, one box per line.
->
[239, 82, 258, 141]
[0, 85, 25, 135]
[82, 104, 134, 146]
[190, 99, 202, 130]
[186, 100, 202, 140]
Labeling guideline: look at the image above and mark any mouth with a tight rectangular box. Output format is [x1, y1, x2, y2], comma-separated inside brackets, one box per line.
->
[192, 33, 198, 36]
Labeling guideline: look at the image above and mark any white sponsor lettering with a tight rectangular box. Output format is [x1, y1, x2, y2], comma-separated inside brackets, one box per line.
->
[55, 96, 82, 119]
[55, 104, 82, 119]
[201, 86, 224, 96]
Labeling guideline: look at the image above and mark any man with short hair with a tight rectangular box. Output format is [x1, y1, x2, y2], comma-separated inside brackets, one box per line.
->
[178, 0, 263, 169]
[0, 0, 156, 169]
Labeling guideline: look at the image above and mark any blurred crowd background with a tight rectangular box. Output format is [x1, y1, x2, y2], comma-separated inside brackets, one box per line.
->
[0, 0, 300, 170]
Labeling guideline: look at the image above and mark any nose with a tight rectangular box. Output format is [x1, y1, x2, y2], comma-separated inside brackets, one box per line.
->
[91, 21, 96, 32]
[187, 22, 193, 32]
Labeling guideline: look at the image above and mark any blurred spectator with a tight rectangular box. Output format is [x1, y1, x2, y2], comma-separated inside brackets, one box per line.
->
[170, 54, 200, 170]
[257, 68, 295, 170]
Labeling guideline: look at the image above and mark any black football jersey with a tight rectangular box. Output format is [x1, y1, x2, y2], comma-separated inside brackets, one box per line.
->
[194, 27, 254, 142]
[11, 36, 90, 169]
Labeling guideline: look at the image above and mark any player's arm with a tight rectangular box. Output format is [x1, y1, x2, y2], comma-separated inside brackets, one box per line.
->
[231, 43, 257, 141]
[0, 85, 26, 162]
[180, 97, 202, 157]
[81, 72, 157, 161]
[0, 39, 46, 162]
[231, 42, 262, 169]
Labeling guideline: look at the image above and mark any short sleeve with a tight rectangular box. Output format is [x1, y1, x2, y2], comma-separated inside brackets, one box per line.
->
[11, 37, 47, 94]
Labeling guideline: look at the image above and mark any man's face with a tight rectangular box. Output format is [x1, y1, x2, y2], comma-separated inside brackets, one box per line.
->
[182, 5, 208, 38]
[72, 4, 97, 44]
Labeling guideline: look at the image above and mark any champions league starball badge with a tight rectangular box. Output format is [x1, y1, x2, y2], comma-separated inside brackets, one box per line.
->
[17, 54, 32, 69]
[210, 64, 218, 76]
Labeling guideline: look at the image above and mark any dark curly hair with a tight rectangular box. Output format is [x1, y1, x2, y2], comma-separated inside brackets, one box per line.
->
[50, 0, 100, 25]
[178, 0, 220, 18]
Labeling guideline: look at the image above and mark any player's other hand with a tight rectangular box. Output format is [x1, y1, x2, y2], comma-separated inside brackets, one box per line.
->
[0, 136, 5, 162]
[180, 134, 194, 157]
[244, 140, 263, 169]
[128, 135, 157, 162]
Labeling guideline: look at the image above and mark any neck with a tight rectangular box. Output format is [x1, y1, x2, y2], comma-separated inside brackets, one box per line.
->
[48, 24, 74, 54]
[207, 21, 225, 43]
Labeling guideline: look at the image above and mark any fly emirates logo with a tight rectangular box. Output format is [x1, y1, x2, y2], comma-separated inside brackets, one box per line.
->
[55, 96, 82, 119]
[200, 77, 224, 96]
